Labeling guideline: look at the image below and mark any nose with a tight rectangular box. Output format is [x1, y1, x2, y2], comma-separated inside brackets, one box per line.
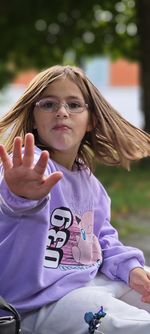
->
[56, 104, 69, 118]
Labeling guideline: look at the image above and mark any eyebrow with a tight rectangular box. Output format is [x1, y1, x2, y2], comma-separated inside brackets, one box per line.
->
[40, 94, 84, 100]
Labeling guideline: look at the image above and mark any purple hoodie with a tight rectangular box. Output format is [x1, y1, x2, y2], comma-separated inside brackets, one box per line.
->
[0, 146, 144, 313]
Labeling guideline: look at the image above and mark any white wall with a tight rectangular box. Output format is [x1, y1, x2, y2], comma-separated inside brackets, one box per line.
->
[0, 84, 144, 129]
[99, 86, 144, 128]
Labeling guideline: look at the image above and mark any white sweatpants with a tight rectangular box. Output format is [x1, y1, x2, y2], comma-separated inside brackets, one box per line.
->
[21, 270, 150, 334]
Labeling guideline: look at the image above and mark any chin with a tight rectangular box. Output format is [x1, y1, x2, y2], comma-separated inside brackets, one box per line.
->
[52, 142, 73, 151]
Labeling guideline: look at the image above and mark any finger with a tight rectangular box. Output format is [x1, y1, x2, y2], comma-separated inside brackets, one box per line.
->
[138, 271, 150, 291]
[43, 172, 63, 192]
[144, 274, 150, 291]
[144, 282, 150, 291]
[0, 145, 12, 170]
[34, 151, 49, 175]
[12, 137, 23, 167]
[130, 283, 146, 295]
[141, 294, 150, 303]
[145, 271, 150, 281]
[22, 133, 34, 167]
[135, 280, 150, 293]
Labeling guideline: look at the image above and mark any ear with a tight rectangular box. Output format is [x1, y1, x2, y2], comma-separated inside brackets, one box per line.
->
[86, 118, 94, 132]
[33, 123, 37, 129]
[87, 113, 97, 132]
[87, 125, 93, 132]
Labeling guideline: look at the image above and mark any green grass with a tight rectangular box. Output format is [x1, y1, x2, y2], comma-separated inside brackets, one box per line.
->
[95, 161, 150, 237]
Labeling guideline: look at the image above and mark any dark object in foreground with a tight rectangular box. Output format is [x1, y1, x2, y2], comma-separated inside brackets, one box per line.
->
[0, 296, 21, 333]
[84, 306, 106, 333]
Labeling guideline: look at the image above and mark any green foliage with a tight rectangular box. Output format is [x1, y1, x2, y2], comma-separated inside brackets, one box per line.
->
[1, 1, 149, 131]
[0, 0, 138, 87]
[95, 162, 150, 237]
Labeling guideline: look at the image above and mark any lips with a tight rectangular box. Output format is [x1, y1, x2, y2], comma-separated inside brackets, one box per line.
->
[52, 124, 71, 130]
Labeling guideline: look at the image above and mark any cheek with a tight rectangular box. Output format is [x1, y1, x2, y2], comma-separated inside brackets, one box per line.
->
[33, 115, 47, 130]
[36, 124, 48, 136]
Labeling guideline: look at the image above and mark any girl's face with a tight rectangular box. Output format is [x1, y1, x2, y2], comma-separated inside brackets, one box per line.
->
[33, 77, 92, 169]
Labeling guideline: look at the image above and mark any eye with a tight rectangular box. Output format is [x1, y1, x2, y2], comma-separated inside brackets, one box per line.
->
[68, 102, 82, 109]
[41, 99, 55, 109]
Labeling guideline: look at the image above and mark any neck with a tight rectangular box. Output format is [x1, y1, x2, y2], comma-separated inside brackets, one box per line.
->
[50, 150, 77, 170]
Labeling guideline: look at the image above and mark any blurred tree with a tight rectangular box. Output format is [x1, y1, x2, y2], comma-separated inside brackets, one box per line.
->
[0, 0, 149, 131]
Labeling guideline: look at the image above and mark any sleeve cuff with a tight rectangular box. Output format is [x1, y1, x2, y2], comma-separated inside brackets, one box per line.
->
[0, 179, 49, 214]
[116, 257, 145, 283]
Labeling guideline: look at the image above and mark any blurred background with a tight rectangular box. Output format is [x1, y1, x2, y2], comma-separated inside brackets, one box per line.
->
[0, 0, 150, 264]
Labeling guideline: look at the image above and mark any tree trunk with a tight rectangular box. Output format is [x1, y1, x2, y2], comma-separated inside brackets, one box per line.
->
[136, 0, 150, 132]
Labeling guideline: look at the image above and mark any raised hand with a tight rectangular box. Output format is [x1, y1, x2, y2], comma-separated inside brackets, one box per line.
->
[0, 133, 63, 200]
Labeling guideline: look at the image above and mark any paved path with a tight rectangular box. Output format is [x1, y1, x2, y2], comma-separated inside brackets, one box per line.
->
[120, 216, 150, 266]
[122, 234, 150, 266]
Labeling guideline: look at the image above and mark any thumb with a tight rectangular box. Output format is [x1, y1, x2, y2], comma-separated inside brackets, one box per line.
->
[143, 271, 150, 291]
[44, 171, 63, 191]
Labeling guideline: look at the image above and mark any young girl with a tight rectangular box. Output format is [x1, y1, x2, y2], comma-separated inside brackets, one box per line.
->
[0, 65, 150, 334]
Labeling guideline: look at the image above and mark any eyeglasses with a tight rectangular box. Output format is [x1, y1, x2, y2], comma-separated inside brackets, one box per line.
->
[35, 98, 88, 114]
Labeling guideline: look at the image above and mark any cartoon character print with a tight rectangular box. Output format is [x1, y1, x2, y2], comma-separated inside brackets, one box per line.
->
[72, 211, 102, 265]
[44, 207, 102, 269]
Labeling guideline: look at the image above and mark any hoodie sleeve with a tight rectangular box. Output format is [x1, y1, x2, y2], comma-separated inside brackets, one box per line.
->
[0, 149, 49, 215]
[0, 178, 49, 215]
[99, 217, 145, 284]
[96, 181, 145, 284]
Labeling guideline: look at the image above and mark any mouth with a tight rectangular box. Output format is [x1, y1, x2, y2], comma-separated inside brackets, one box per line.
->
[52, 124, 71, 130]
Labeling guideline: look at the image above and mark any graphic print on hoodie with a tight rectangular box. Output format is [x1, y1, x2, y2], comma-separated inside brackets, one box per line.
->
[44, 207, 102, 270]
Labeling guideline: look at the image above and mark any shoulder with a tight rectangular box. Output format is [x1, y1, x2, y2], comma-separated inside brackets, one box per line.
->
[87, 169, 109, 195]
[82, 168, 111, 204]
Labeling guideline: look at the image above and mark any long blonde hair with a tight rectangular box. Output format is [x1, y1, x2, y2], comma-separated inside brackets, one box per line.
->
[0, 65, 150, 170]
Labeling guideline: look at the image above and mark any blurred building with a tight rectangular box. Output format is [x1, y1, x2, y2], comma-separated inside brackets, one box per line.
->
[85, 57, 143, 128]
[85, 58, 139, 87]
[13, 69, 38, 85]
[0, 58, 144, 128]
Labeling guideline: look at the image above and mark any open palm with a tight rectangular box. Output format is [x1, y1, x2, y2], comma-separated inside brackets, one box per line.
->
[0, 133, 63, 200]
